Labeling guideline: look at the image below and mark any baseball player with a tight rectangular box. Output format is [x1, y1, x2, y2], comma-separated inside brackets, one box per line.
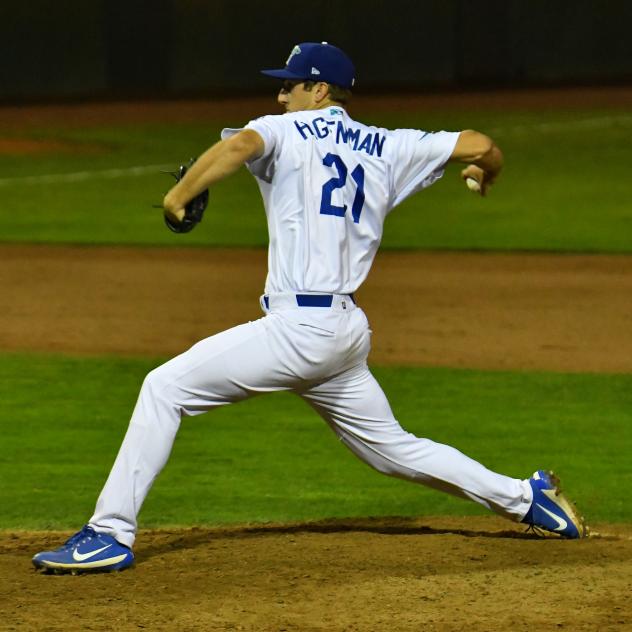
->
[33, 42, 586, 574]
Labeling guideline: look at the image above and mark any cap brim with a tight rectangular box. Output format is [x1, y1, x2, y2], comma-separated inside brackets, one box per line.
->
[260, 68, 307, 81]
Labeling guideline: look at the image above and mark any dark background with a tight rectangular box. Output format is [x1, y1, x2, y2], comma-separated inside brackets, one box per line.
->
[1, 0, 631, 101]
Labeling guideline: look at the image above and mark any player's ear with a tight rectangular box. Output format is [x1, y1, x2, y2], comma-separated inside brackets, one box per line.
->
[314, 82, 330, 103]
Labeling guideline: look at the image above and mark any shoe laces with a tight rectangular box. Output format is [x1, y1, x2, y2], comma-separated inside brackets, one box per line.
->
[63, 525, 97, 548]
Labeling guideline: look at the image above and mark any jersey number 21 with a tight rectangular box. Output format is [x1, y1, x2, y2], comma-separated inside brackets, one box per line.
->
[319, 153, 365, 224]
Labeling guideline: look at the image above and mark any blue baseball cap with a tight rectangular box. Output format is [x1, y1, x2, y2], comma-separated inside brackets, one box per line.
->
[261, 42, 355, 89]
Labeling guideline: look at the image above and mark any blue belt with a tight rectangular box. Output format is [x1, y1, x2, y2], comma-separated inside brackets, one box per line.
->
[263, 294, 354, 309]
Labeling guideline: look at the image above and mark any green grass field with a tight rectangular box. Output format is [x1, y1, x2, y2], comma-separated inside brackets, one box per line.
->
[1, 98, 631, 532]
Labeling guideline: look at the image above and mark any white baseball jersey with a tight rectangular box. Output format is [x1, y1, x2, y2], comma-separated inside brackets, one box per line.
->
[222, 107, 459, 294]
[90, 107, 532, 549]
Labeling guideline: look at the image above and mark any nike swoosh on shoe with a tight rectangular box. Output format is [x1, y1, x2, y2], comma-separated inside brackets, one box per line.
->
[72, 544, 113, 562]
[535, 503, 568, 531]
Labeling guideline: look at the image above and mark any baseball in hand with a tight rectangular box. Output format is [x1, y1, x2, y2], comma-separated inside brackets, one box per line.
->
[465, 177, 481, 193]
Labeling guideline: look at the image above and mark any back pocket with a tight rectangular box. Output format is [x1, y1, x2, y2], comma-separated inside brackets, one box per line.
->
[298, 323, 336, 337]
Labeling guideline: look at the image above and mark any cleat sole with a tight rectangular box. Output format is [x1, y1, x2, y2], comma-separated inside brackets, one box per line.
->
[548, 470, 588, 538]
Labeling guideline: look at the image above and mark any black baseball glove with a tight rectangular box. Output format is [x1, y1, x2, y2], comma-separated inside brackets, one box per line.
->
[164, 159, 209, 233]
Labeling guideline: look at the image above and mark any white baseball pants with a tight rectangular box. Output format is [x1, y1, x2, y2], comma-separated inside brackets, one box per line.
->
[90, 294, 532, 547]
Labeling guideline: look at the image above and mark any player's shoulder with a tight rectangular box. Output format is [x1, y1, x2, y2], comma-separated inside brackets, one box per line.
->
[329, 110, 433, 146]
[246, 111, 311, 136]
[329, 115, 430, 159]
[385, 127, 462, 154]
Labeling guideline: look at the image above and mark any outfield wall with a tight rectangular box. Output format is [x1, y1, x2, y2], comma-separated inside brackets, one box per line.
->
[1, 0, 631, 100]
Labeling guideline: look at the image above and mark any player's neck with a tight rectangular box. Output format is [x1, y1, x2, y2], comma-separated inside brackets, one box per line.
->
[306, 98, 345, 111]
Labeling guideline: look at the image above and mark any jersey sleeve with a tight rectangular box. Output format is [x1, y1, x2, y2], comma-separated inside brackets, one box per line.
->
[388, 129, 460, 209]
[221, 115, 282, 182]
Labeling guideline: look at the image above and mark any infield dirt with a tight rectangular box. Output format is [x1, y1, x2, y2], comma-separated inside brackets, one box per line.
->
[3, 245, 632, 373]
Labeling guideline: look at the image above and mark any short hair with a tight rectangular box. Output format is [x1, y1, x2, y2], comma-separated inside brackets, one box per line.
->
[302, 81, 352, 105]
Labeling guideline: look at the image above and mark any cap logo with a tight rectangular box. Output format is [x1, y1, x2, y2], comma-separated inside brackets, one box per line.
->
[286, 45, 301, 65]
[311, 67, 321, 75]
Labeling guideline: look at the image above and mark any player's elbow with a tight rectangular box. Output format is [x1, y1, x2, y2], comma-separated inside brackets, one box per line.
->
[451, 130, 498, 163]
[472, 134, 495, 162]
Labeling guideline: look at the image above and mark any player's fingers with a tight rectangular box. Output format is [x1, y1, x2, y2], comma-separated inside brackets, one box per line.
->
[164, 207, 186, 223]
[461, 164, 484, 181]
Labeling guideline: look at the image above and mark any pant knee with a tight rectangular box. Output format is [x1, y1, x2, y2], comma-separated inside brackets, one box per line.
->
[341, 430, 433, 481]
[342, 436, 413, 478]
[140, 365, 183, 408]
[367, 454, 405, 477]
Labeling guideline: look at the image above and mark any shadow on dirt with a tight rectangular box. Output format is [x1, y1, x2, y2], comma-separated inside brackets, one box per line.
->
[135, 516, 547, 558]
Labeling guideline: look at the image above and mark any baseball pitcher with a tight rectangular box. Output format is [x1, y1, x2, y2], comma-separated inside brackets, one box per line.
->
[33, 42, 586, 574]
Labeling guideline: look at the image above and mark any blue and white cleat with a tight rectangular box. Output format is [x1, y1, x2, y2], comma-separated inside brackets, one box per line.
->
[522, 470, 587, 539]
[32, 525, 134, 574]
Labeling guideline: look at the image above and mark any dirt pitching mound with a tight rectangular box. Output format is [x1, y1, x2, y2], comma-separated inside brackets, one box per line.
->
[2, 517, 631, 631]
